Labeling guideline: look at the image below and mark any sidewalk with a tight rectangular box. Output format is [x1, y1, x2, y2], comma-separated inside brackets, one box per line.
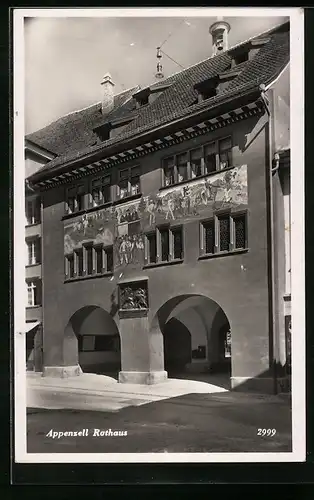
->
[27, 372, 228, 412]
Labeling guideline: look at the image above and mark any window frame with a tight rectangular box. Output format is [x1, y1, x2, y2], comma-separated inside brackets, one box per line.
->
[79, 334, 118, 352]
[65, 244, 114, 280]
[200, 211, 248, 257]
[26, 237, 41, 266]
[26, 197, 41, 226]
[162, 136, 233, 188]
[145, 225, 184, 265]
[65, 253, 75, 279]
[89, 174, 111, 208]
[26, 279, 41, 307]
[65, 183, 86, 214]
[117, 165, 141, 200]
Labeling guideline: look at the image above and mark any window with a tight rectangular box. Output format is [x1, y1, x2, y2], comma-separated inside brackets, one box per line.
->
[66, 184, 86, 214]
[218, 137, 232, 170]
[75, 248, 84, 277]
[26, 280, 41, 307]
[234, 214, 247, 249]
[203, 220, 215, 254]
[172, 227, 184, 259]
[162, 137, 233, 187]
[27, 238, 41, 265]
[90, 175, 111, 207]
[233, 51, 249, 66]
[200, 213, 247, 256]
[145, 226, 183, 265]
[146, 233, 157, 264]
[85, 245, 93, 275]
[95, 246, 103, 274]
[105, 246, 114, 273]
[65, 245, 114, 280]
[95, 336, 117, 351]
[160, 228, 170, 262]
[177, 153, 188, 183]
[65, 254, 75, 278]
[26, 197, 40, 225]
[204, 142, 217, 174]
[218, 215, 230, 252]
[190, 148, 203, 178]
[81, 336, 95, 352]
[79, 335, 118, 352]
[163, 157, 176, 186]
[200, 87, 217, 100]
[118, 166, 140, 199]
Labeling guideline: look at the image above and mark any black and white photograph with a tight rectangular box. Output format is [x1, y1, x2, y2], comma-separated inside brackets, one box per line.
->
[13, 7, 305, 464]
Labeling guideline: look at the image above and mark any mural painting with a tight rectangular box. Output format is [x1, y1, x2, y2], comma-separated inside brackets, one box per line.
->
[63, 165, 248, 270]
[64, 208, 115, 254]
[114, 199, 145, 269]
[141, 164, 248, 229]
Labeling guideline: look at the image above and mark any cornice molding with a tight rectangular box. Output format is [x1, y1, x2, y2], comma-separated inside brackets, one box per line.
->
[35, 100, 264, 191]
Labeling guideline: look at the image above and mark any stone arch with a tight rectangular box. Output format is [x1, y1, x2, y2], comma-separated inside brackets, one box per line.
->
[150, 294, 231, 378]
[65, 305, 121, 376]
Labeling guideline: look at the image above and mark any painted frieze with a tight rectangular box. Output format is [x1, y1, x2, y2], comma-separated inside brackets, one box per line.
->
[63, 165, 248, 271]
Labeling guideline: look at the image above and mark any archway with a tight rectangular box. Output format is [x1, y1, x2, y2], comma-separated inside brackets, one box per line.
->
[151, 294, 231, 386]
[65, 306, 121, 377]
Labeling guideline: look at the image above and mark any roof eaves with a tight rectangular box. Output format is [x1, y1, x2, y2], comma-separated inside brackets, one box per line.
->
[29, 81, 262, 184]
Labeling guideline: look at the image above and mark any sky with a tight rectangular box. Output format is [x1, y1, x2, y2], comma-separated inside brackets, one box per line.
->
[24, 13, 288, 135]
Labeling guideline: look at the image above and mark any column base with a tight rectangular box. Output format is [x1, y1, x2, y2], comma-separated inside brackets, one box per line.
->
[42, 365, 83, 378]
[118, 370, 168, 385]
[231, 376, 277, 394]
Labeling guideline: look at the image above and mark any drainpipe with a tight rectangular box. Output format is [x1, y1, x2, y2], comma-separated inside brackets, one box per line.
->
[259, 84, 278, 395]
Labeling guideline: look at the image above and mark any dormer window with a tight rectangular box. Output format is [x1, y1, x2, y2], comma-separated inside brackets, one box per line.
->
[231, 47, 250, 68]
[138, 96, 149, 107]
[133, 88, 151, 109]
[234, 51, 249, 65]
[93, 116, 135, 142]
[194, 77, 219, 103]
[133, 83, 171, 108]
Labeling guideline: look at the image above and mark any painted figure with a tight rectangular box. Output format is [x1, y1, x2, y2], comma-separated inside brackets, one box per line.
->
[146, 198, 156, 225]
[119, 237, 130, 265]
[164, 196, 175, 220]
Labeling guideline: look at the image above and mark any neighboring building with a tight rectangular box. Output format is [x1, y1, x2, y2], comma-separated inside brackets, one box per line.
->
[25, 139, 56, 371]
[26, 20, 291, 393]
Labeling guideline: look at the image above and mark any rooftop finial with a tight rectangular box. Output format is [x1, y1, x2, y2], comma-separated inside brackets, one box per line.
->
[209, 18, 231, 56]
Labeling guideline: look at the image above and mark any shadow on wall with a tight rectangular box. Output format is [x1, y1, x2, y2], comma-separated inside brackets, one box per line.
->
[151, 293, 291, 395]
[163, 317, 192, 374]
[65, 305, 121, 375]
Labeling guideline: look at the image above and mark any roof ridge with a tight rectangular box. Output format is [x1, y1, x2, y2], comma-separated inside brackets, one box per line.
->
[148, 20, 288, 89]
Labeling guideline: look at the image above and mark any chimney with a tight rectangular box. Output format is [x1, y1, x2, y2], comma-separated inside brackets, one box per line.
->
[101, 73, 115, 115]
[209, 17, 231, 56]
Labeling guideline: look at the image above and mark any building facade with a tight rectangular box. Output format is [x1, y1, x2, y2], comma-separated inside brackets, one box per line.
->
[25, 140, 56, 371]
[26, 21, 291, 393]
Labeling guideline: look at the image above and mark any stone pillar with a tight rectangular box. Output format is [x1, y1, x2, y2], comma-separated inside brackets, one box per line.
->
[42, 314, 82, 378]
[118, 310, 167, 384]
[118, 279, 167, 385]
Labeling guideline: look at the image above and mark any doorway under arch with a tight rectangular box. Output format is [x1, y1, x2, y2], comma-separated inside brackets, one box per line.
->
[152, 294, 231, 386]
[65, 305, 121, 377]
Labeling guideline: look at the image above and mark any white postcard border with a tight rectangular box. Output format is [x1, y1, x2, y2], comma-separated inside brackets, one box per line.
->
[13, 7, 305, 464]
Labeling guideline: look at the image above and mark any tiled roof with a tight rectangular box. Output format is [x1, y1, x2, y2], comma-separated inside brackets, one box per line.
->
[26, 86, 139, 156]
[28, 22, 289, 178]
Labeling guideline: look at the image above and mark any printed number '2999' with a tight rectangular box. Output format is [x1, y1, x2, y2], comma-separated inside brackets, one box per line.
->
[257, 428, 276, 436]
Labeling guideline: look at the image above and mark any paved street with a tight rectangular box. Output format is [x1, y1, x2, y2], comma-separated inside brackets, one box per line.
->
[27, 391, 292, 454]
